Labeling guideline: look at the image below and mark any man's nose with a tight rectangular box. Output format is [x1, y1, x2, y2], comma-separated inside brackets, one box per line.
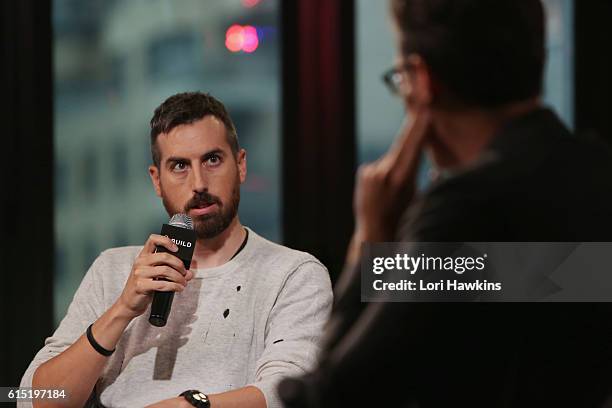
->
[191, 165, 208, 193]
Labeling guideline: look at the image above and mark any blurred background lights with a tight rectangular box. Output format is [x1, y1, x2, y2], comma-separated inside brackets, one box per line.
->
[225, 24, 244, 52]
[241, 0, 261, 8]
[225, 24, 260, 53]
[241, 26, 259, 52]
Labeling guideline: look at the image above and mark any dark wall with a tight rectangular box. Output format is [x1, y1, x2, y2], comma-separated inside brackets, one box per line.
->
[0, 0, 54, 386]
[281, 0, 356, 283]
[574, 0, 612, 144]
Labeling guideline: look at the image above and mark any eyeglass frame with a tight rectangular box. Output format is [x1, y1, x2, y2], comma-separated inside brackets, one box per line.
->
[381, 63, 416, 96]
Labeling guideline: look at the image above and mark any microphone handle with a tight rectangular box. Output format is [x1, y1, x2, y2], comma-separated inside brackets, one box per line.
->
[148, 245, 175, 327]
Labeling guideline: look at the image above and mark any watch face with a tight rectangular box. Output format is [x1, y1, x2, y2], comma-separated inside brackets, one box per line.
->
[181, 390, 210, 408]
[192, 391, 209, 403]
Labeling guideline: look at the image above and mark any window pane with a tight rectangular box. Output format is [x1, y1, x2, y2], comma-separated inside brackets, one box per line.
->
[53, 0, 280, 324]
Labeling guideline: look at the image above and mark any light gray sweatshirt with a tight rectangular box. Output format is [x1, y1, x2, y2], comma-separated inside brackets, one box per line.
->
[19, 228, 333, 408]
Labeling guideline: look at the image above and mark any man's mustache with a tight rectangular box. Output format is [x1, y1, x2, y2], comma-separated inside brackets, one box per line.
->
[184, 192, 222, 211]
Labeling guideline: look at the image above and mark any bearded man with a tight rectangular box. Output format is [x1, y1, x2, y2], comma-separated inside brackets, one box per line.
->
[20, 92, 332, 408]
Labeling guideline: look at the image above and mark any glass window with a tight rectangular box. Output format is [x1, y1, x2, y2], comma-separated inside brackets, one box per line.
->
[542, 0, 574, 128]
[53, 0, 280, 324]
[111, 136, 129, 191]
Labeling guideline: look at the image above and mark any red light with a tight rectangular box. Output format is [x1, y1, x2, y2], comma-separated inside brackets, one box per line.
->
[225, 24, 244, 52]
[225, 25, 259, 53]
[242, 26, 259, 53]
[241, 0, 261, 8]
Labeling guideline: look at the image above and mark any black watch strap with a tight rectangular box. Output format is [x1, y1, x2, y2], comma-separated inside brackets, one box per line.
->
[179, 390, 210, 408]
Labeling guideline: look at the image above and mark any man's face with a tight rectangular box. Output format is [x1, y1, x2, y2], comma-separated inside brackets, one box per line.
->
[395, 54, 426, 115]
[149, 116, 246, 239]
[392, 22, 433, 114]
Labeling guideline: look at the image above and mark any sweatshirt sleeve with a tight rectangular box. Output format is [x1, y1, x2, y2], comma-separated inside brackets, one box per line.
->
[17, 253, 109, 408]
[248, 260, 333, 408]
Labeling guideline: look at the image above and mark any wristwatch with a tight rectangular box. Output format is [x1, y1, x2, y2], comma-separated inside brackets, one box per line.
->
[179, 390, 210, 408]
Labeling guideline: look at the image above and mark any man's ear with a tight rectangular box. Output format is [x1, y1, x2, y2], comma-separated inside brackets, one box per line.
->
[236, 148, 247, 184]
[406, 54, 434, 108]
[149, 165, 162, 197]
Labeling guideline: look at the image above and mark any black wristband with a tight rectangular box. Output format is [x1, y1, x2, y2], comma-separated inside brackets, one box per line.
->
[86, 323, 115, 357]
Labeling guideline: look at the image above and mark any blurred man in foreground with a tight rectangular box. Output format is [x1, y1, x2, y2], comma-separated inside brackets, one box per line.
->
[281, 0, 612, 406]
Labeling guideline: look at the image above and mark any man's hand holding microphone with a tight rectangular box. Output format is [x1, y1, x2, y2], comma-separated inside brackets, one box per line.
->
[32, 227, 194, 408]
[117, 234, 192, 320]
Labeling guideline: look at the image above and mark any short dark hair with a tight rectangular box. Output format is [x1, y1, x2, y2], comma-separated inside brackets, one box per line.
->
[150, 91, 239, 167]
[390, 0, 545, 107]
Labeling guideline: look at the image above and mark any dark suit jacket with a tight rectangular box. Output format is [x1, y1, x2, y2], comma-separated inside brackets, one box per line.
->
[280, 108, 612, 407]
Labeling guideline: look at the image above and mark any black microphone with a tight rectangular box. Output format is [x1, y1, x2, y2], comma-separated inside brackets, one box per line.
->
[149, 213, 197, 327]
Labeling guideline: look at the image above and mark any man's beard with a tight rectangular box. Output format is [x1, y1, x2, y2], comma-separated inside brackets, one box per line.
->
[161, 177, 240, 240]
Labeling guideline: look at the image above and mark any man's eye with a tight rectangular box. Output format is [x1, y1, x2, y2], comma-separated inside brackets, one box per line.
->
[206, 155, 221, 167]
[172, 162, 188, 172]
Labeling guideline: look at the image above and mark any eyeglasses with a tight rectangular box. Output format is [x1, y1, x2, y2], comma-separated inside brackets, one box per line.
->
[381, 64, 414, 96]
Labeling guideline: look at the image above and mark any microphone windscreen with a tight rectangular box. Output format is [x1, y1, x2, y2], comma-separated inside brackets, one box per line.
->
[168, 213, 193, 230]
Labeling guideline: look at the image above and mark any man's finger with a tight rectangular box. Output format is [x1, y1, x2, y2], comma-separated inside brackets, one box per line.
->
[148, 252, 188, 275]
[140, 234, 178, 256]
[381, 109, 432, 180]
